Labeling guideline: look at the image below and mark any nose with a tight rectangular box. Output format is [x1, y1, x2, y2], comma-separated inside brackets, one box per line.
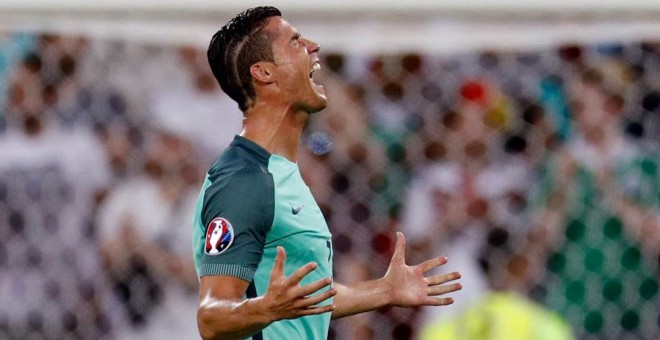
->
[304, 38, 320, 54]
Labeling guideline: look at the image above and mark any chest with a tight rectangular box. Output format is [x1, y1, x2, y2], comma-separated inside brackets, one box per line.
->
[267, 161, 331, 242]
[263, 162, 332, 277]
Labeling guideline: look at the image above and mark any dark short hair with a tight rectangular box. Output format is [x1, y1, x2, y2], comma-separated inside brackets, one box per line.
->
[208, 6, 282, 112]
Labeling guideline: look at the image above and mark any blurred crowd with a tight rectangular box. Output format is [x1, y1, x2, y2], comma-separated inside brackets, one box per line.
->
[0, 31, 658, 339]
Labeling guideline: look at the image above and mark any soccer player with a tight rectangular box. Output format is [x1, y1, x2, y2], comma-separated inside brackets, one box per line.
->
[192, 6, 462, 340]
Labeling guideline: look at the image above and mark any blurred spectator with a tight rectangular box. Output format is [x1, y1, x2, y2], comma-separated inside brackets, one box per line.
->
[303, 55, 387, 214]
[400, 81, 533, 335]
[148, 45, 243, 165]
[32, 34, 139, 180]
[97, 125, 201, 339]
[364, 55, 413, 141]
[420, 227, 574, 340]
[0, 32, 37, 131]
[0, 51, 114, 338]
[527, 67, 659, 339]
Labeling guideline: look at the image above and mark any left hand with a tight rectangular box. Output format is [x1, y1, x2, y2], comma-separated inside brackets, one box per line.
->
[383, 232, 462, 307]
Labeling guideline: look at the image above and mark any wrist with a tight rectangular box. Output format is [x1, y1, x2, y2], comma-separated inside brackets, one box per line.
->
[242, 296, 276, 326]
[376, 277, 396, 308]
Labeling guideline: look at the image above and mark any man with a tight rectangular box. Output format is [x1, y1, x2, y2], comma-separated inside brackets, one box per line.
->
[192, 6, 462, 340]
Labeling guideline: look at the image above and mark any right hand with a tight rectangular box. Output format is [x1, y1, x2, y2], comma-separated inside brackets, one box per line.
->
[260, 246, 336, 321]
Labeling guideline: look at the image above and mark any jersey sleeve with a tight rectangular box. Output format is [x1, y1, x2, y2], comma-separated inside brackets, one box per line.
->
[197, 171, 275, 281]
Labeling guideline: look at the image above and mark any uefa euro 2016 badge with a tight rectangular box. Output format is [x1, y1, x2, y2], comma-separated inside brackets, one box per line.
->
[205, 217, 235, 255]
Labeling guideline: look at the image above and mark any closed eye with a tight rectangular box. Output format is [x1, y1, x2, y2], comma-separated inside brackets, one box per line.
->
[290, 33, 302, 46]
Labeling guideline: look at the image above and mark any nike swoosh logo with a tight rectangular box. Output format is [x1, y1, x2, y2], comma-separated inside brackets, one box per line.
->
[292, 204, 304, 215]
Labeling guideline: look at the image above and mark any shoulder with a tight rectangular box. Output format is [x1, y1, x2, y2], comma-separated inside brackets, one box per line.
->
[201, 144, 275, 223]
[206, 147, 273, 200]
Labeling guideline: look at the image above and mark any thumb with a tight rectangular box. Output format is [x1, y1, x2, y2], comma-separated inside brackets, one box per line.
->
[391, 232, 406, 264]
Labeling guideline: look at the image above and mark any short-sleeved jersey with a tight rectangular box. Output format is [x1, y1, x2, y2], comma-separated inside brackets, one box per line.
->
[192, 135, 333, 340]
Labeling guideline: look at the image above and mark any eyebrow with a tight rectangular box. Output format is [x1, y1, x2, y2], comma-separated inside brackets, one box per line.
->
[290, 32, 301, 42]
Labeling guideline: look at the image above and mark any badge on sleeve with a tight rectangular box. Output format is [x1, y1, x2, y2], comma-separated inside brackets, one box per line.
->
[205, 217, 234, 255]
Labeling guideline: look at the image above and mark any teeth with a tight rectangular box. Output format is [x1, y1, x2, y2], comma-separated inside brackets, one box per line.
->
[310, 63, 322, 81]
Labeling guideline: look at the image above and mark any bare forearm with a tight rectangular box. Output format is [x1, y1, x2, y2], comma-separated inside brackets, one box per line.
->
[331, 280, 392, 319]
[197, 296, 272, 340]
[196, 249, 336, 339]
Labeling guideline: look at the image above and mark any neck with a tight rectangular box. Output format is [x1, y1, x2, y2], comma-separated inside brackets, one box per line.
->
[240, 101, 309, 162]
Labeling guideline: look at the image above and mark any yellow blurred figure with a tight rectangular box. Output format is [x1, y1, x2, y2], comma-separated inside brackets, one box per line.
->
[420, 292, 573, 340]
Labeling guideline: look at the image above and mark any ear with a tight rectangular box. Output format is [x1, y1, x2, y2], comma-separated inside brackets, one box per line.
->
[250, 62, 275, 84]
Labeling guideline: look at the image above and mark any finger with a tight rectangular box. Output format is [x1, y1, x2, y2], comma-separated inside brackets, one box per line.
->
[286, 261, 318, 286]
[426, 272, 461, 286]
[418, 256, 448, 273]
[297, 304, 335, 317]
[296, 287, 336, 308]
[428, 282, 463, 296]
[422, 297, 455, 306]
[270, 246, 286, 278]
[391, 232, 406, 264]
[295, 277, 333, 298]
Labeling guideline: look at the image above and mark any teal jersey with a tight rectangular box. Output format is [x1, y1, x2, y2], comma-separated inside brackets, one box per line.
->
[192, 136, 333, 340]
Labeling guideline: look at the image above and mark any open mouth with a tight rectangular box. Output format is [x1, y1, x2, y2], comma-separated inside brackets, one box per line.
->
[309, 62, 325, 96]
[309, 62, 321, 81]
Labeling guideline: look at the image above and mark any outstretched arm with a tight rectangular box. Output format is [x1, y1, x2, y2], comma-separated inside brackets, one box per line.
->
[332, 232, 462, 319]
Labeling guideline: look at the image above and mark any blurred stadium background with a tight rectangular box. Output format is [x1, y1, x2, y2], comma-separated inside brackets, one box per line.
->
[0, 0, 658, 339]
